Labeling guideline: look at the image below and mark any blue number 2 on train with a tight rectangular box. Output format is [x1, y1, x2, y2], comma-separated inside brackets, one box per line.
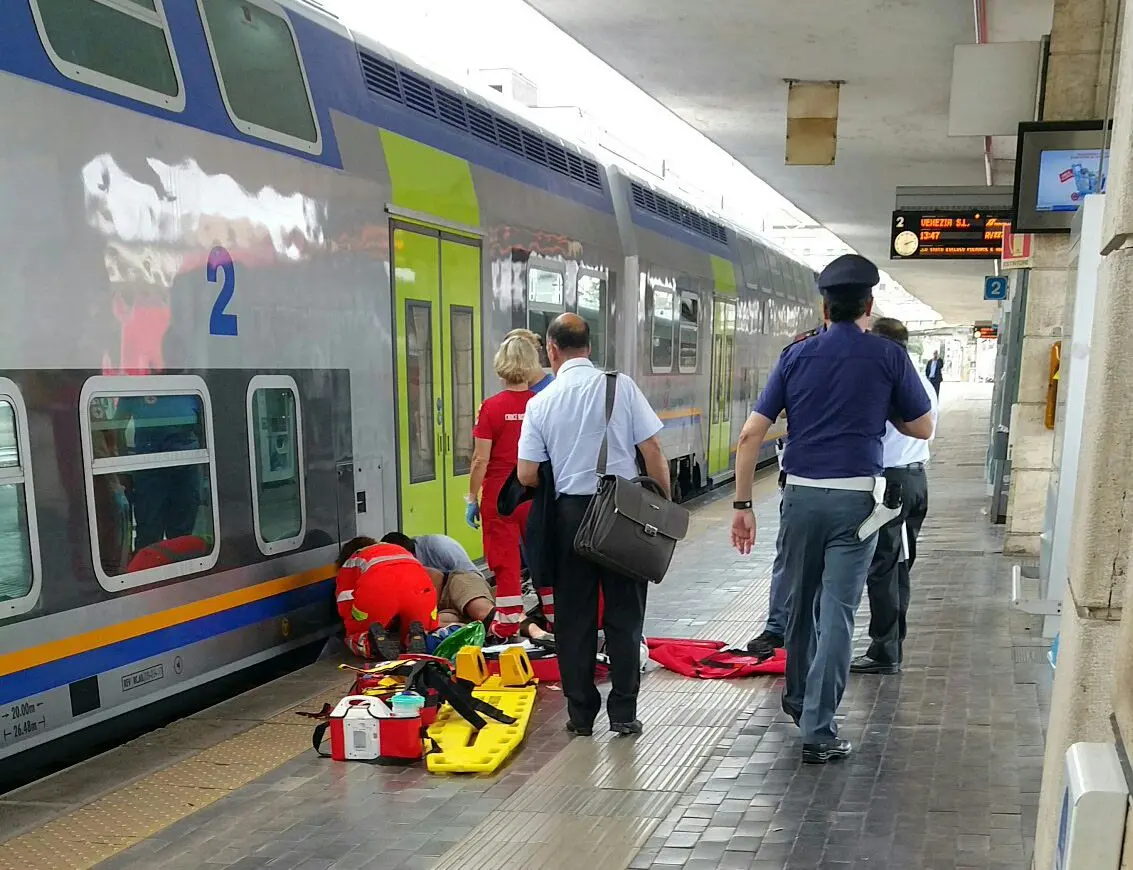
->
[207, 246, 238, 336]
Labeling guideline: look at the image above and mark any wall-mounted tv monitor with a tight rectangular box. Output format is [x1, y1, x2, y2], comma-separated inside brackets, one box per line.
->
[1011, 120, 1111, 233]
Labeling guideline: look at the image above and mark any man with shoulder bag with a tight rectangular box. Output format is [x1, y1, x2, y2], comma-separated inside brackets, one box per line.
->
[517, 314, 684, 738]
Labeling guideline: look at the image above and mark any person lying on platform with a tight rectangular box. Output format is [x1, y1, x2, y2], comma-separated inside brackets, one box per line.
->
[380, 531, 481, 576]
[422, 563, 551, 643]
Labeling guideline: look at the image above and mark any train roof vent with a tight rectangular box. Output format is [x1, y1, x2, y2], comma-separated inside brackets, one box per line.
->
[521, 130, 548, 165]
[435, 88, 467, 130]
[359, 52, 401, 102]
[546, 142, 571, 176]
[400, 70, 438, 117]
[357, 49, 603, 193]
[466, 103, 497, 143]
[495, 118, 524, 156]
[629, 182, 728, 245]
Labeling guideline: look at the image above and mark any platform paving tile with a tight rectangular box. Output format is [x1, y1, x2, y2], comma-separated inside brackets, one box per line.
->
[626, 386, 1042, 870]
[97, 384, 1043, 870]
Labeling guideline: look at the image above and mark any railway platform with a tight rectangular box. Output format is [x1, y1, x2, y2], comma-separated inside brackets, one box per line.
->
[0, 383, 1047, 870]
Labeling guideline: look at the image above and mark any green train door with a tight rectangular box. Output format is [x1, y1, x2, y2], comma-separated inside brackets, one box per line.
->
[392, 223, 484, 561]
[708, 298, 737, 478]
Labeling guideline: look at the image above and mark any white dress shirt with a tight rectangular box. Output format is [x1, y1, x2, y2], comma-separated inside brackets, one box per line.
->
[882, 366, 938, 468]
[517, 358, 663, 496]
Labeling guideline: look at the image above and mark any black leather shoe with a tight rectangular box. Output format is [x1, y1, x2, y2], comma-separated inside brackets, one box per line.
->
[566, 721, 593, 737]
[746, 630, 784, 660]
[781, 699, 801, 727]
[801, 738, 852, 764]
[850, 655, 899, 675]
[610, 719, 644, 736]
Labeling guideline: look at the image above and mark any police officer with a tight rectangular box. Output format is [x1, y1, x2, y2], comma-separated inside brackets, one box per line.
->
[517, 313, 670, 737]
[747, 325, 827, 659]
[730, 254, 933, 764]
[851, 316, 937, 675]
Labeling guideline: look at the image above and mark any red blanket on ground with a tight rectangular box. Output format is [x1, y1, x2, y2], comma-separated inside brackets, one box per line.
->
[646, 638, 787, 678]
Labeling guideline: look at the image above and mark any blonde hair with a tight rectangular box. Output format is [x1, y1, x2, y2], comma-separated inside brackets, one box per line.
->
[494, 335, 542, 385]
[504, 328, 542, 349]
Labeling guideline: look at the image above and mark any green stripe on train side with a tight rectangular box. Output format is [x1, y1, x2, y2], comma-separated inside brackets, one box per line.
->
[379, 130, 481, 227]
[710, 254, 738, 296]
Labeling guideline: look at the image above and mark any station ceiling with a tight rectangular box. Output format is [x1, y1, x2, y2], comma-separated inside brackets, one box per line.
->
[524, 0, 1054, 325]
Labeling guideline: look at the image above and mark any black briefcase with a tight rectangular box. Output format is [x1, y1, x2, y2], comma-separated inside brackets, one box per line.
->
[573, 373, 690, 584]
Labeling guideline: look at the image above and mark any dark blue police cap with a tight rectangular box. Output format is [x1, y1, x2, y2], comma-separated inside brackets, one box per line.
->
[817, 254, 879, 293]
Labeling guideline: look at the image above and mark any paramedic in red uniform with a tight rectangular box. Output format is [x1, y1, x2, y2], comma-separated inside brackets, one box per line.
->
[466, 334, 543, 639]
[334, 538, 439, 661]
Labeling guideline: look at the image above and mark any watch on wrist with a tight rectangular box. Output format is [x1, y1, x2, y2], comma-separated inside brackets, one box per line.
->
[733, 500, 753, 511]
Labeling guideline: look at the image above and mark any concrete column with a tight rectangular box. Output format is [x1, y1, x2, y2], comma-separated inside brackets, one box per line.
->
[1031, 3, 1129, 868]
[1005, 0, 1117, 556]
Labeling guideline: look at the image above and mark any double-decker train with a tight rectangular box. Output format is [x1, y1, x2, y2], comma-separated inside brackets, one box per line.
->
[0, 0, 822, 764]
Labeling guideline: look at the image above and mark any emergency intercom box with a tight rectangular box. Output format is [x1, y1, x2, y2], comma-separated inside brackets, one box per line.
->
[1053, 742, 1128, 870]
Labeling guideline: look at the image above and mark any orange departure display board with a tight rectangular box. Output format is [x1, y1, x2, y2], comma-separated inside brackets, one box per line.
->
[890, 209, 1011, 261]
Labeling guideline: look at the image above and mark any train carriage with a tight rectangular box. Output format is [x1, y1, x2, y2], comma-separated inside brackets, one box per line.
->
[0, 0, 820, 765]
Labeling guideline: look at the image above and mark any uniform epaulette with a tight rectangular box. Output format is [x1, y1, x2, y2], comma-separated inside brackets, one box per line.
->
[780, 327, 821, 357]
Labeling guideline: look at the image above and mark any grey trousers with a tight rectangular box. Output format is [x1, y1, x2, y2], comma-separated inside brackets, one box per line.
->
[763, 496, 791, 637]
[781, 485, 878, 744]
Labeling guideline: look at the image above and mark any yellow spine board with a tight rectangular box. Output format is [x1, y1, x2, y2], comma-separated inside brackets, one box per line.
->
[425, 687, 535, 775]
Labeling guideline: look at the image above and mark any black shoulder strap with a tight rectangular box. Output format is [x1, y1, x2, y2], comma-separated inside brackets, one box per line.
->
[313, 721, 331, 757]
[596, 371, 618, 477]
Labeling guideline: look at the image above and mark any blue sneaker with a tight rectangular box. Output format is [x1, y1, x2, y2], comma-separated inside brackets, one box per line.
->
[425, 623, 464, 654]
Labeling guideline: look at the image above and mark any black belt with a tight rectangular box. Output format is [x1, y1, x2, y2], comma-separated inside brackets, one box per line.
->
[889, 462, 925, 471]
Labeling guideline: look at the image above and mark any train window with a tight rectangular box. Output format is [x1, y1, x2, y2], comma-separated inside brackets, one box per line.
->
[450, 307, 476, 478]
[769, 255, 786, 296]
[526, 266, 564, 347]
[247, 376, 305, 556]
[651, 287, 675, 373]
[405, 301, 437, 485]
[678, 292, 699, 374]
[30, 0, 184, 111]
[198, 0, 322, 154]
[577, 273, 606, 368]
[0, 382, 42, 618]
[80, 376, 220, 592]
[752, 244, 773, 292]
[739, 241, 760, 289]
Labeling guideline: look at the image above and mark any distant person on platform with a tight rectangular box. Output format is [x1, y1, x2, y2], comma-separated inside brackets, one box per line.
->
[925, 351, 944, 396]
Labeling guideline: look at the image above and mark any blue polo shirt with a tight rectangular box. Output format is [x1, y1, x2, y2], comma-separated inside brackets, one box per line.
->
[530, 372, 554, 394]
[754, 321, 931, 478]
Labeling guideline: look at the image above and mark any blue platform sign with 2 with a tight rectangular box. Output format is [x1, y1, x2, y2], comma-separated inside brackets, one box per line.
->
[984, 275, 1008, 302]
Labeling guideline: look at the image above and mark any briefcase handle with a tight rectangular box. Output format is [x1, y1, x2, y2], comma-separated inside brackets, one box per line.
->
[632, 475, 669, 500]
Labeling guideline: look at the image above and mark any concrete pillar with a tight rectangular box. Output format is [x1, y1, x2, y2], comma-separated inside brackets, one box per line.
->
[1004, 0, 1118, 556]
[1031, 3, 1130, 868]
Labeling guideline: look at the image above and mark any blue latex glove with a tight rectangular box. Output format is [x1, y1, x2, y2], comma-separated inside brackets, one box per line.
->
[465, 500, 481, 529]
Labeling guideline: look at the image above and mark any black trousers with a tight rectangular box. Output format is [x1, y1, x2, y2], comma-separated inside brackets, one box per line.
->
[554, 494, 648, 726]
[865, 465, 929, 665]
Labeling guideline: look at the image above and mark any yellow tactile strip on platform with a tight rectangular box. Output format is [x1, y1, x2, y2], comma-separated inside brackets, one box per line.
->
[0, 674, 353, 870]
